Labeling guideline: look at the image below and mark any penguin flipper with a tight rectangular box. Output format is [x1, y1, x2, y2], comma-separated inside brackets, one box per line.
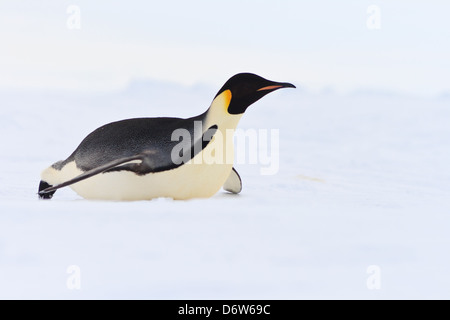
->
[223, 167, 242, 194]
[38, 180, 56, 199]
[37, 151, 156, 197]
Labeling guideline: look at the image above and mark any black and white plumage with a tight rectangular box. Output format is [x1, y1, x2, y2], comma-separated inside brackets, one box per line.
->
[38, 73, 295, 201]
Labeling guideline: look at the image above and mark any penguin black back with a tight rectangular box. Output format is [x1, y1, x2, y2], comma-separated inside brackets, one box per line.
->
[70, 114, 207, 173]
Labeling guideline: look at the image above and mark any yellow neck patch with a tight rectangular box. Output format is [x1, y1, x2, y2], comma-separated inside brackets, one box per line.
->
[206, 89, 241, 130]
[221, 89, 232, 112]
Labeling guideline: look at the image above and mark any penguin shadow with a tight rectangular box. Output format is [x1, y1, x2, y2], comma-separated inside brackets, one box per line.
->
[214, 192, 242, 199]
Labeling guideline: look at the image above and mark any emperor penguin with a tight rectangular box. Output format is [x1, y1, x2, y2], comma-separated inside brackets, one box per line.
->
[38, 73, 295, 201]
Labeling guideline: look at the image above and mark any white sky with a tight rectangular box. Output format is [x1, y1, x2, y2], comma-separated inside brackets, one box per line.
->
[0, 0, 449, 96]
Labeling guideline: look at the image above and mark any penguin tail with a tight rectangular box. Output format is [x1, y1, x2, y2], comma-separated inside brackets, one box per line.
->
[38, 180, 56, 199]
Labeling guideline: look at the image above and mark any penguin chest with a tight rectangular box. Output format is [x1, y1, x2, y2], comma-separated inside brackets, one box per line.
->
[70, 139, 234, 201]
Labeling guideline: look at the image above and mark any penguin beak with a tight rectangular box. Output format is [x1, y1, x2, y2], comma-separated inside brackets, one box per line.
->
[257, 82, 296, 92]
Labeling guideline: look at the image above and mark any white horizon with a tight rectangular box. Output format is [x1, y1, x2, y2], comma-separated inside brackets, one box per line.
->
[0, 1, 449, 97]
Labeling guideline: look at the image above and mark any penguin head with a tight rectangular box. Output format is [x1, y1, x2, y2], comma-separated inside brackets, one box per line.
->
[215, 73, 296, 115]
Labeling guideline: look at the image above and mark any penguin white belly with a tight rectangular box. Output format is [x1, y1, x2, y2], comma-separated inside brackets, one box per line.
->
[64, 143, 233, 201]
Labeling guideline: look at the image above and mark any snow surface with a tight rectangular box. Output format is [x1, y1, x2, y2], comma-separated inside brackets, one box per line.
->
[0, 83, 449, 299]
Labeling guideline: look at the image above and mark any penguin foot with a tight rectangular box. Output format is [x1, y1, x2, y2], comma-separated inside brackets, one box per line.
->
[38, 180, 55, 200]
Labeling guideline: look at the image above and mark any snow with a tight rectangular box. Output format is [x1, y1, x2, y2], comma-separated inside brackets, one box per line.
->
[0, 83, 449, 299]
